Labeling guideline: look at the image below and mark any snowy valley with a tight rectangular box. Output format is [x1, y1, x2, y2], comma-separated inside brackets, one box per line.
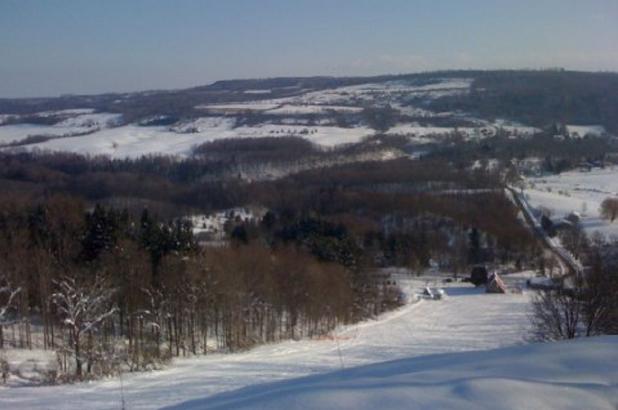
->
[1, 70, 617, 410]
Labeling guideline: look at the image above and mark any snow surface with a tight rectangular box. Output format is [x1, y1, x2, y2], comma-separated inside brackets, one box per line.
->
[243, 89, 272, 95]
[1, 348, 56, 386]
[196, 102, 282, 112]
[265, 104, 363, 115]
[35, 109, 95, 117]
[8, 120, 375, 158]
[188, 207, 267, 239]
[525, 167, 618, 238]
[0, 112, 122, 145]
[0, 78, 546, 158]
[566, 124, 606, 138]
[385, 123, 474, 140]
[0, 273, 537, 410]
[12, 125, 233, 159]
[167, 336, 618, 410]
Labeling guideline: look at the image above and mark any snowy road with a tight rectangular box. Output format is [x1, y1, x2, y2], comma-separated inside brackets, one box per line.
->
[0, 274, 533, 410]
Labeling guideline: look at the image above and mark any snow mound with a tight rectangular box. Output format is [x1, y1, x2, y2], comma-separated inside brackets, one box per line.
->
[166, 336, 618, 410]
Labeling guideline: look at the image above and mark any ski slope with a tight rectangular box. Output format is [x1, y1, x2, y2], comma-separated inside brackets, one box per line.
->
[0, 273, 536, 410]
[167, 336, 618, 410]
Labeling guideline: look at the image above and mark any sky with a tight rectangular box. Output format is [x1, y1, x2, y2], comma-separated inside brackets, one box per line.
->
[1, 0, 617, 98]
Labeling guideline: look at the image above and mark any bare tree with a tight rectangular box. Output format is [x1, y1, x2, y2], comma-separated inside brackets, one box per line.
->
[531, 263, 618, 341]
[581, 254, 618, 336]
[530, 284, 581, 341]
[51, 275, 116, 378]
[0, 277, 21, 348]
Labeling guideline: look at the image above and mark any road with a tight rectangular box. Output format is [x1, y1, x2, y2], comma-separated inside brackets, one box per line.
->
[506, 186, 583, 278]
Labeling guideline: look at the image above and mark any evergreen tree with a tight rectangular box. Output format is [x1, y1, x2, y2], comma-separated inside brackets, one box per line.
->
[467, 227, 481, 265]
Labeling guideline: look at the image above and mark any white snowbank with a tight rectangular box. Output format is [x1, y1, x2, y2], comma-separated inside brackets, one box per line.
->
[166, 336, 618, 410]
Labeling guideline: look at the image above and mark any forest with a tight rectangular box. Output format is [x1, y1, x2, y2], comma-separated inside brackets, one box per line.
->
[0, 148, 540, 381]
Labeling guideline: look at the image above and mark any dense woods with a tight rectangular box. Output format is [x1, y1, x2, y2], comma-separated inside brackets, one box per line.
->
[429, 70, 618, 134]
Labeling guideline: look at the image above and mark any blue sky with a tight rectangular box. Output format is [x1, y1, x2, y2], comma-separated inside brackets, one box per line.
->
[1, 0, 617, 97]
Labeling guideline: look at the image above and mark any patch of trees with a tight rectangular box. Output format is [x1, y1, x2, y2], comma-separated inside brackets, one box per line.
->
[531, 246, 618, 340]
[430, 70, 618, 134]
[428, 132, 617, 173]
[361, 106, 398, 132]
[600, 198, 618, 222]
[0, 195, 400, 381]
[0, 152, 536, 271]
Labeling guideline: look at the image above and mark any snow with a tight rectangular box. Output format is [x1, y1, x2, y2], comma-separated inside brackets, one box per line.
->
[265, 104, 363, 115]
[386, 123, 466, 139]
[1, 349, 56, 386]
[566, 124, 606, 138]
[493, 119, 541, 136]
[0, 112, 122, 145]
[6, 118, 375, 157]
[232, 124, 373, 146]
[36, 108, 95, 117]
[10, 125, 232, 159]
[168, 336, 618, 410]
[391, 103, 448, 118]
[243, 89, 272, 94]
[0, 114, 17, 125]
[0, 124, 81, 144]
[54, 113, 122, 128]
[0, 77, 547, 157]
[196, 102, 282, 112]
[525, 167, 618, 238]
[385, 123, 496, 141]
[187, 207, 267, 239]
[0, 273, 539, 409]
[274, 78, 472, 106]
[169, 116, 236, 134]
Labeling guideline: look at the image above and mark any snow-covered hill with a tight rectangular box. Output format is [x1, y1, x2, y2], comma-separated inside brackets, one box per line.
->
[0, 273, 536, 409]
[1, 273, 614, 410]
[0, 77, 552, 159]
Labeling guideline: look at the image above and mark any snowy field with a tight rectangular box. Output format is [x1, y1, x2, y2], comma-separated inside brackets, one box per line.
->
[0, 112, 122, 145]
[4, 120, 375, 158]
[0, 272, 538, 409]
[565, 124, 607, 138]
[168, 336, 618, 410]
[525, 167, 618, 239]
